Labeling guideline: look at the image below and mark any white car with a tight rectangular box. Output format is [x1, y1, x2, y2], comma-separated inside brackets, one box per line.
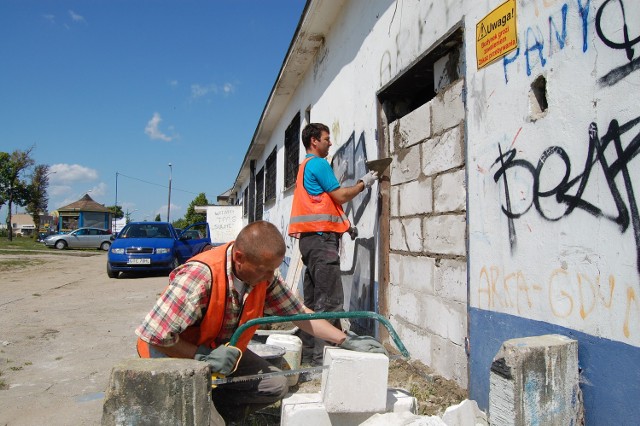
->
[43, 228, 113, 251]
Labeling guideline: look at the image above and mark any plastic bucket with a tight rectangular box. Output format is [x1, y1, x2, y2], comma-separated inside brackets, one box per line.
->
[266, 334, 302, 386]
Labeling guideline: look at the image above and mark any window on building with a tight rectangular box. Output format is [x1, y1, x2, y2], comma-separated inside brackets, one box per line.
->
[243, 187, 248, 217]
[265, 147, 277, 203]
[284, 112, 301, 189]
[255, 167, 264, 221]
[378, 28, 463, 122]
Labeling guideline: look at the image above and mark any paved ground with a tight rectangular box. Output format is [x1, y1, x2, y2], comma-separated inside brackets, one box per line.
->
[0, 252, 167, 425]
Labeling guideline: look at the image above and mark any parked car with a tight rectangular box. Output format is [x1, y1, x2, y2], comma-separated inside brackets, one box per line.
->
[43, 228, 113, 250]
[106, 221, 210, 278]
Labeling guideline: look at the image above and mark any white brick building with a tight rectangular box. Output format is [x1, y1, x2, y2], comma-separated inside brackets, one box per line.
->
[221, 1, 640, 422]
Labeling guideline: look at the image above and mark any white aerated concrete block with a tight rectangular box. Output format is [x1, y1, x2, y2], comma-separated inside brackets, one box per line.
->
[280, 389, 417, 426]
[321, 348, 389, 413]
[442, 399, 487, 426]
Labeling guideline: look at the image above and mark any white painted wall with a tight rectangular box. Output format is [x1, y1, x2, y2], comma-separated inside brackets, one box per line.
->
[466, 0, 640, 348]
[230, 1, 640, 411]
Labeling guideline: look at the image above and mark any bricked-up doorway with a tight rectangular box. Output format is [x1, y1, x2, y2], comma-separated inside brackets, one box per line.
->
[376, 27, 470, 388]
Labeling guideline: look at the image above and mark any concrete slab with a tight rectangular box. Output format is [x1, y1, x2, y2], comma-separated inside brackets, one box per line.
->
[321, 347, 389, 413]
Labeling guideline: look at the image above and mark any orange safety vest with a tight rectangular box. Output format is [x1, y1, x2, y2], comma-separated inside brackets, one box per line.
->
[137, 242, 267, 357]
[288, 156, 351, 237]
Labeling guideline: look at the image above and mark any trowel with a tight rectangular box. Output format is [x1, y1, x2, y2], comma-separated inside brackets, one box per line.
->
[365, 157, 392, 175]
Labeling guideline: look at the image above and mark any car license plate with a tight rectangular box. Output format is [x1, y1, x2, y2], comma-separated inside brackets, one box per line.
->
[127, 258, 151, 265]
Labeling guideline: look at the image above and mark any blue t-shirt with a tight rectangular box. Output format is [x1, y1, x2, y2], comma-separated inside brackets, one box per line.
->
[303, 154, 340, 195]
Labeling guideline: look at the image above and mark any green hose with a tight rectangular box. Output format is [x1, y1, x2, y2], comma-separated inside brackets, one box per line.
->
[229, 311, 409, 358]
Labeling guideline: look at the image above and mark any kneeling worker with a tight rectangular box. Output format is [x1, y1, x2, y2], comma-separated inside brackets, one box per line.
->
[135, 220, 386, 423]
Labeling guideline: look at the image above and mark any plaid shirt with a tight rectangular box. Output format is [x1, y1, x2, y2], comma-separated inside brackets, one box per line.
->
[135, 244, 304, 347]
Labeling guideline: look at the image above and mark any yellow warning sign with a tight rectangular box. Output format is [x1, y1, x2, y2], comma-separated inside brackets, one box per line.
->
[476, 0, 517, 69]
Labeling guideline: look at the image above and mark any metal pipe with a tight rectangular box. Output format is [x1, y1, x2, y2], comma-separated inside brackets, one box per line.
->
[230, 311, 409, 358]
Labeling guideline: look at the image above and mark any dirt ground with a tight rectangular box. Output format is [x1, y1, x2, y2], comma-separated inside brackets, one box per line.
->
[0, 251, 466, 425]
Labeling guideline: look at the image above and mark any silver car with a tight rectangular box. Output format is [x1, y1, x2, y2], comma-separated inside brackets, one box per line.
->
[43, 227, 113, 251]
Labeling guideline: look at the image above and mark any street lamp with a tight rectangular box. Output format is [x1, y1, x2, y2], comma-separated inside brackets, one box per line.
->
[125, 209, 139, 223]
[113, 172, 119, 233]
[167, 163, 173, 223]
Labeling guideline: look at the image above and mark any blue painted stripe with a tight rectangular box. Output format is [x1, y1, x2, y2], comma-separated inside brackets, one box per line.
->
[469, 307, 640, 426]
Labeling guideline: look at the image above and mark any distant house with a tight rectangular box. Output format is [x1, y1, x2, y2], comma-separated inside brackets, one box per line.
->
[9, 212, 55, 237]
[54, 194, 113, 232]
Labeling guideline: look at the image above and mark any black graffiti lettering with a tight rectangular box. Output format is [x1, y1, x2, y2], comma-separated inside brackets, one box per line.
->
[596, 0, 639, 62]
[492, 116, 640, 273]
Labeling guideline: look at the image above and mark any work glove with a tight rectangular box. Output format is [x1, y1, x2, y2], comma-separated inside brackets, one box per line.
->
[339, 331, 388, 356]
[194, 344, 242, 375]
[359, 171, 379, 188]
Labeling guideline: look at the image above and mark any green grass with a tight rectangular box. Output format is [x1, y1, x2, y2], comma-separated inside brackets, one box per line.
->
[0, 237, 48, 252]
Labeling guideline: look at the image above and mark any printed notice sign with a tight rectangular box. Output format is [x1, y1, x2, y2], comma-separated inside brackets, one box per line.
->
[476, 0, 517, 69]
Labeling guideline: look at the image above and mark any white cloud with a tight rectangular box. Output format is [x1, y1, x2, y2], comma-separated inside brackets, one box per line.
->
[49, 184, 72, 197]
[68, 10, 86, 23]
[190, 83, 217, 99]
[223, 82, 235, 94]
[169, 80, 178, 87]
[49, 163, 98, 184]
[145, 112, 173, 142]
[43, 14, 55, 24]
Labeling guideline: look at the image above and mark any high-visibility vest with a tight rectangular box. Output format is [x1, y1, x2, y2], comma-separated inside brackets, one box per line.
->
[288, 156, 350, 237]
[137, 242, 267, 357]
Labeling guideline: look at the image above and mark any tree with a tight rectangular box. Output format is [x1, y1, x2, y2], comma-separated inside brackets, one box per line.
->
[107, 205, 124, 220]
[0, 148, 35, 241]
[183, 192, 209, 226]
[25, 164, 50, 240]
[154, 213, 161, 221]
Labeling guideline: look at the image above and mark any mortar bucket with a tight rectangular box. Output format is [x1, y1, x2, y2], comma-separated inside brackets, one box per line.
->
[266, 334, 302, 386]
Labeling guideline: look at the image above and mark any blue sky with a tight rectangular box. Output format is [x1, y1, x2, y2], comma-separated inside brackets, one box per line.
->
[1, 0, 306, 223]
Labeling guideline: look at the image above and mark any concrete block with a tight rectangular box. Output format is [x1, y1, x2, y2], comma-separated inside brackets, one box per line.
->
[361, 412, 446, 425]
[389, 317, 432, 365]
[390, 217, 422, 252]
[422, 125, 464, 177]
[280, 388, 417, 426]
[400, 177, 433, 216]
[431, 79, 465, 134]
[391, 185, 400, 217]
[390, 102, 431, 153]
[434, 169, 466, 213]
[423, 214, 466, 256]
[424, 297, 467, 346]
[389, 253, 435, 294]
[431, 335, 468, 388]
[442, 399, 487, 426]
[388, 285, 425, 330]
[434, 259, 467, 304]
[321, 348, 389, 413]
[489, 334, 580, 426]
[391, 145, 421, 185]
[101, 358, 213, 426]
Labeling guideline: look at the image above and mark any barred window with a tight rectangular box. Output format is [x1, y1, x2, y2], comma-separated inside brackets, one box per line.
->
[255, 167, 264, 221]
[284, 112, 301, 189]
[265, 147, 277, 203]
[243, 187, 248, 217]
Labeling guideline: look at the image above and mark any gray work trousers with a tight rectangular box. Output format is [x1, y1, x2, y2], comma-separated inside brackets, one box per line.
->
[298, 232, 344, 365]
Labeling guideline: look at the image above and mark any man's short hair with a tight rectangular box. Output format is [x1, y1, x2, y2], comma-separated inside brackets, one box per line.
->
[301, 123, 330, 149]
[235, 220, 285, 261]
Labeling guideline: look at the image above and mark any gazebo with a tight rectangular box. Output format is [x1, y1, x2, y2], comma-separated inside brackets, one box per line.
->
[54, 194, 113, 232]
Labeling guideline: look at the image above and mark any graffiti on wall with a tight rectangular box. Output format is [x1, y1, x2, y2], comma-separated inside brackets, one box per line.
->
[502, 0, 639, 84]
[477, 264, 639, 339]
[331, 131, 378, 334]
[491, 116, 640, 273]
[596, 0, 640, 86]
[332, 131, 373, 224]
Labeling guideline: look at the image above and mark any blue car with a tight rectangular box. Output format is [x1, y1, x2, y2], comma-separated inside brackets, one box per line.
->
[107, 221, 210, 278]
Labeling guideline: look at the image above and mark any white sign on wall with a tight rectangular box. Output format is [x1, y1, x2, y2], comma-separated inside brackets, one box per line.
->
[200, 205, 243, 244]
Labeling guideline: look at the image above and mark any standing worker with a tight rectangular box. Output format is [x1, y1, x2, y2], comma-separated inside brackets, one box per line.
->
[135, 220, 386, 423]
[288, 122, 378, 366]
